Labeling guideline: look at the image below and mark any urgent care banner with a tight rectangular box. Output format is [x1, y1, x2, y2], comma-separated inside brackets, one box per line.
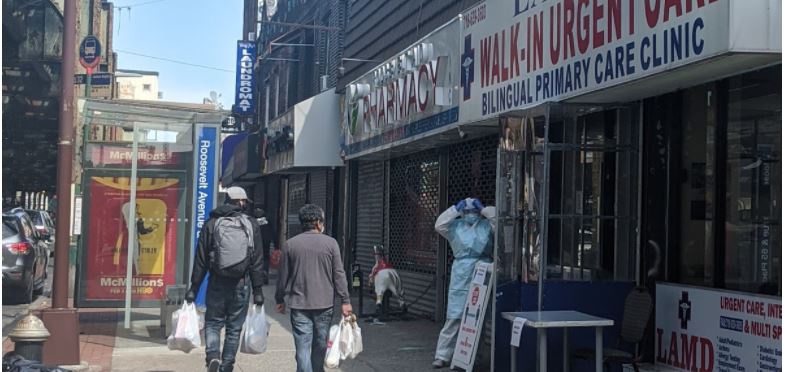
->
[655, 283, 782, 372]
[459, 0, 729, 122]
[82, 176, 181, 304]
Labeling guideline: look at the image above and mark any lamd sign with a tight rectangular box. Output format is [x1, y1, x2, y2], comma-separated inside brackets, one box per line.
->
[233, 41, 256, 115]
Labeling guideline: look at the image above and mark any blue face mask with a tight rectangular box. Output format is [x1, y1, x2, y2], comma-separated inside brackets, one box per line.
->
[463, 213, 481, 225]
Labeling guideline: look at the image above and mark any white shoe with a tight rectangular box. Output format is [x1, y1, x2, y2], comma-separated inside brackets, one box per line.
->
[432, 359, 447, 369]
[207, 359, 221, 372]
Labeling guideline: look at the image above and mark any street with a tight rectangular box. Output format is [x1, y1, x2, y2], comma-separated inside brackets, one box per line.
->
[2, 259, 53, 335]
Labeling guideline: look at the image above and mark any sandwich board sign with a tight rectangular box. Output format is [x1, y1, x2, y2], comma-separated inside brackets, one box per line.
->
[452, 262, 494, 371]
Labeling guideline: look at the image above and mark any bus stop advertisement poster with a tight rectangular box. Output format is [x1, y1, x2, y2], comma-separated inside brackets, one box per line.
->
[83, 176, 180, 302]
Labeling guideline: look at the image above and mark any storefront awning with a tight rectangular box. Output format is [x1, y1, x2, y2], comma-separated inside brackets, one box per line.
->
[232, 133, 264, 181]
[220, 133, 247, 187]
[264, 89, 343, 174]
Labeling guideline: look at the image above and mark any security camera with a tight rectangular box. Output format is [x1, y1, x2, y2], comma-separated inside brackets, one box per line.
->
[458, 126, 468, 139]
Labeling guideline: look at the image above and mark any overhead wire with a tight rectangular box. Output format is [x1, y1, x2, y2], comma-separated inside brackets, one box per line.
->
[116, 50, 235, 73]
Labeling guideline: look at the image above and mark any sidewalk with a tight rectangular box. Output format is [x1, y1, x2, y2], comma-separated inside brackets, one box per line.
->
[106, 280, 441, 371]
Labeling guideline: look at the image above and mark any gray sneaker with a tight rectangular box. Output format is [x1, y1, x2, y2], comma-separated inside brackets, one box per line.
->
[432, 359, 447, 369]
[207, 359, 221, 372]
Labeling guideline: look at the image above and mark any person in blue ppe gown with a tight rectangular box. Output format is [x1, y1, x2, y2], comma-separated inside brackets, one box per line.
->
[432, 197, 495, 368]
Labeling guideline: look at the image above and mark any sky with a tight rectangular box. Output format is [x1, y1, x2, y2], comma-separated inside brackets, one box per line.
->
[112, 0, 244, 106]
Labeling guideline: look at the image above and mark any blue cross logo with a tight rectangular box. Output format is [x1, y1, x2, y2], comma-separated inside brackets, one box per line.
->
[461, 35, 475, 101]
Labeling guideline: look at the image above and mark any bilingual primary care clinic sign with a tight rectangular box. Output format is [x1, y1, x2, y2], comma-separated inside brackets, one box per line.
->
[655, 283, 781, 372]
[459, 0, 729, 122]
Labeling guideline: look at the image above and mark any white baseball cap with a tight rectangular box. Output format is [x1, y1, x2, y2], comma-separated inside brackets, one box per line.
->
[225, 186, 250, 201]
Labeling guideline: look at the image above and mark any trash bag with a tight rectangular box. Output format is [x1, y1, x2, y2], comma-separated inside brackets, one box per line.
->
[2, 352, 73, 372]
[339, 315, 363, 360]
[324, 321, 343, 368]
[240, 305, 270, 354]
[167, 301, 202, 353]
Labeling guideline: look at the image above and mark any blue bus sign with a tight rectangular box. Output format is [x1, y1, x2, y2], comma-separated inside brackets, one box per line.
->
[79, 35, 102, 73]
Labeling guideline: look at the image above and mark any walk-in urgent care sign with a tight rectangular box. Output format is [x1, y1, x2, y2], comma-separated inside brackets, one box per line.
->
[655, 283, 781, 372]
[460, 0, 729, 122]
[233, 40, 256, 115]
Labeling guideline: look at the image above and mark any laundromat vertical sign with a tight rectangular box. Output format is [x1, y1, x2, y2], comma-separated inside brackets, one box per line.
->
[233, 41, 256, 115]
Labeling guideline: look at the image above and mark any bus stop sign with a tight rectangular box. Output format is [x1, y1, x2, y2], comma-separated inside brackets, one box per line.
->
[79, 35, 102, 74]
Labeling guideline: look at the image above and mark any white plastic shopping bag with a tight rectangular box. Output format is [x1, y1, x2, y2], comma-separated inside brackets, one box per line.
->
[167, 301, 202, 353]
[339, 316, 353, 358]
[324, 322, 343, 368]
[339, 315, 363, 359]
[240, 305, 270, 354]
[350, 317, 363, 358]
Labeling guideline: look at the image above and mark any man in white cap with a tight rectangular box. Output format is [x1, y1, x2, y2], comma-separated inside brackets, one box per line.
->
[186, 186, 265, 372]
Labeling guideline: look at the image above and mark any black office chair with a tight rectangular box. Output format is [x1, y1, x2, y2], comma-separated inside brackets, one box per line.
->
[572, 286, 653, 372]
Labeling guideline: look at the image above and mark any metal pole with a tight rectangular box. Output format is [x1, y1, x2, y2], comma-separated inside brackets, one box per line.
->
[124, 122, 139, 328]
[85, 72, 92, 98]
[52, 0, 77, 309]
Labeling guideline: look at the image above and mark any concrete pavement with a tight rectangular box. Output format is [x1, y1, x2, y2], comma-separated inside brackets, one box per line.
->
[108, 280, 442, 372]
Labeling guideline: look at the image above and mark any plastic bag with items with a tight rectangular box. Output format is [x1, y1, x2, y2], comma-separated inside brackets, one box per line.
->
[339, 314, 363, 359]
[324, 320, 343, 368]
[240, 304, 270, 354]
[167, 301, 202, 353]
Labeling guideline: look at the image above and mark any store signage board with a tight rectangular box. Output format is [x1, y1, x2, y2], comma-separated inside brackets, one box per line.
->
[655, 283, 781, 372]
[460, 0, 730, 122]
[452, 262, 494, 371]
[342, 19, 461, 158]
[233, 41, 256, 115]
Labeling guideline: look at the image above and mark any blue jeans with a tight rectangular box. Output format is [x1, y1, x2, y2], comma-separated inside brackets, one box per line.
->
[290, 308, 334, 372]
[204, 276, 250, 372]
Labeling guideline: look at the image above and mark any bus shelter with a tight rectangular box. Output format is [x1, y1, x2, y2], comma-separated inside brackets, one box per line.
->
[74, 99, 227, 326]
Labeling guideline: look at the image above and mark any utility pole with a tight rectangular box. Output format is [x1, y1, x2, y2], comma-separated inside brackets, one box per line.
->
[40, 0, 81, 365]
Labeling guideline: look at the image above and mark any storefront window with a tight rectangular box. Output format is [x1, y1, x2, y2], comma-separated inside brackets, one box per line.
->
[724, 66, 781, 295]
[542, 106, 639, 281]
[678, 83, 717, 287]
[665, 65, 781, 296]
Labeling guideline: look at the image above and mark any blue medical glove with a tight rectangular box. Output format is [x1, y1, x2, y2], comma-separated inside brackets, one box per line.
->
[455, 199, 467, 212]
[472, 198, 485, 211]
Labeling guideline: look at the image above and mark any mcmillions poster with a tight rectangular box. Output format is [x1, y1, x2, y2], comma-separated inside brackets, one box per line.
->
[80, 175, 183, 304]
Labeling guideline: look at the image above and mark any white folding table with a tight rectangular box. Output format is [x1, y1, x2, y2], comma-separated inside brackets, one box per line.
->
[502, 310, 614, 372]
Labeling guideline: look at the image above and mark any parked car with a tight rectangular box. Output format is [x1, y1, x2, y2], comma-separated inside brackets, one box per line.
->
[25, 209, 55, 257]
[3, 208, 48, 304]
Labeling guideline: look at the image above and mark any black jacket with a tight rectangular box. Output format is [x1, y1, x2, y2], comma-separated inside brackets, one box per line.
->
[190, 204, 265, 291]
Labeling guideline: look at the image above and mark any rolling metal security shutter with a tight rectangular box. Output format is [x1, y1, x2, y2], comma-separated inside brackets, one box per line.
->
[309, 169, 334, 233]
[287, 174, 307, 239]
[354, 161, 385, 287]
[446, 135, 498, 366]
[387, 149, 440, 319]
